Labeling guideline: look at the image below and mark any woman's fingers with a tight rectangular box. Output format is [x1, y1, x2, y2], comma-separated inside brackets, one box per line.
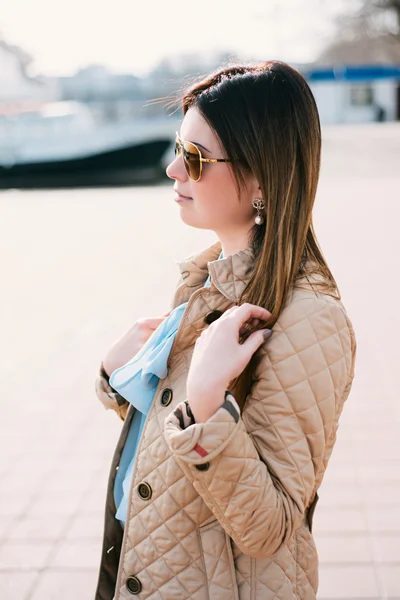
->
[238, 317, 261, 336]
[227, 303, 272, 327]
[220, 305, 272, 338]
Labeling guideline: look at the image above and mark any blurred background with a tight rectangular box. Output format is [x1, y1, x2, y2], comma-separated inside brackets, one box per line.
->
[0, 1, 399, 599]
[0, 0, 399, 187]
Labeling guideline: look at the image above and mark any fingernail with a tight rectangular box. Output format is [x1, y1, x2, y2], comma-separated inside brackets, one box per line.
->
[263, 329, 273, 339]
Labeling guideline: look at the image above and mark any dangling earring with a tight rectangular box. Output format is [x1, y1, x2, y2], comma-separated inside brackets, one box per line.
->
[252, 198, 265, 225]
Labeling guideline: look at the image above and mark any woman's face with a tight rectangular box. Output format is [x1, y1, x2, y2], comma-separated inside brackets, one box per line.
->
[166, 106, 261, 243]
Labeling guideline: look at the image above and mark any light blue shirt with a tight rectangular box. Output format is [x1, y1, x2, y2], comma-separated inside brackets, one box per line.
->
[111, 251, 223, 528]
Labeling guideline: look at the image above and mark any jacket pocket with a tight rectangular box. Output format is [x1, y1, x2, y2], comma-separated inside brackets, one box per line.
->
[198, 519, 239, 600]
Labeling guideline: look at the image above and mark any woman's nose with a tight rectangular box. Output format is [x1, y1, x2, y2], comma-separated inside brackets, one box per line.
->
[166, 154, 188, 181]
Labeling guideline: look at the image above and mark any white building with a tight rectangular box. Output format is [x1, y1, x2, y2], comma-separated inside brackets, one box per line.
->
[304, 65, 400, 125]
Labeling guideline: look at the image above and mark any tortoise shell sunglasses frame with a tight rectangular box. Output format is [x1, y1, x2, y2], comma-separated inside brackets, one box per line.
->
[174, 131, 232, 182]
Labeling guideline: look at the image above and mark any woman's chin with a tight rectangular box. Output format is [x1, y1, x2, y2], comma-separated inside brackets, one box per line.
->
[178, 212, 208, 230]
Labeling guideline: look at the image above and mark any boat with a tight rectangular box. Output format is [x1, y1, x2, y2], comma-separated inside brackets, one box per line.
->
[0, 101, 179, 188]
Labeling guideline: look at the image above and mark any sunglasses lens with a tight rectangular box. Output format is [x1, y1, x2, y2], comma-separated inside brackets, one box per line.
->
[176, 137, 201, 181]
[183, 141, 201, 181]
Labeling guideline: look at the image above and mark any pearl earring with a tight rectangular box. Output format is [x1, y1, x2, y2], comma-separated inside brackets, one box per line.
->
[252, 198, 265, 225]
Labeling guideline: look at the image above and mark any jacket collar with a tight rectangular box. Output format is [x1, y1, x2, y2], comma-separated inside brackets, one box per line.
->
[176, 240, 254, 303]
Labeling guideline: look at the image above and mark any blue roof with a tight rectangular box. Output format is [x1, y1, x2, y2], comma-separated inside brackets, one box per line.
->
[304, 64, 400, 81]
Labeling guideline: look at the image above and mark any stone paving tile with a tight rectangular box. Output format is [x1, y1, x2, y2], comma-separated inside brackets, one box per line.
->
[377, 566, 400, 597]
[366, 507, 400, 533]
[64, 511, 104, 544]
[47, 541, 102, 570]
[29, 570, 98, 600]
[64, 513, 104, 541]
[317, 481, 363, 506]
[313, 507, 369, 533]
[0, 542, 54, 570]
[0, 515, 13, 541]
[357, 464, 400, 483]
[55, 452, 112, 475]
[322, 464, 359, 485]
[361, 483, 400, 506]
[314, 533, 374, 564]
[1, 468, 51, 494]
[356, 442, 400, 462]
[38, 471, 94, 493]
[27, 490, 84, 518]
[5, 514, 69, 542]
[318, 565, 382, 599]
[78, 485, 110, 514]
[371, 536, 400, 563]
[0, 572, 39, 600]
[0, 494, 32, 518]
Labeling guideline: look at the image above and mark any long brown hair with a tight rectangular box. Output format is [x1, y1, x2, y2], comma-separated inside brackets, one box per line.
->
[166, 60, 340, 408]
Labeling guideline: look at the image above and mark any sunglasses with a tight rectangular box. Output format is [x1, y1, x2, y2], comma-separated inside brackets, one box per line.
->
[174, 132, 232, 182]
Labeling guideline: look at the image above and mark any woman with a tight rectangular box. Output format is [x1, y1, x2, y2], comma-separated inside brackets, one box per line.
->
[94, 60, 357, 600]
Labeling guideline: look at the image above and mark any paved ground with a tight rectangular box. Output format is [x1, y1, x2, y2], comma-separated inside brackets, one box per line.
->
[0, 122, 399, 599]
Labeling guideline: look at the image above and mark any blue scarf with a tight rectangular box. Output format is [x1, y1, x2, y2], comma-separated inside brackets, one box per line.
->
[110, 252, 223, 526]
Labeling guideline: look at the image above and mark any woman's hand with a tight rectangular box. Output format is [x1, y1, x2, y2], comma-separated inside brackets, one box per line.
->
[187, 303, 273, 422]
[102, 310, 171, 377]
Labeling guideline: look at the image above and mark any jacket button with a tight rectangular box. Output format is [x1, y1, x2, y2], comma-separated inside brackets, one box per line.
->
[195, 462, 210, 471]
[160, 388, 173, 406]
[126, 575, 142, 594]
[137, 481, 152, 500]
[204, 310, 223, 324]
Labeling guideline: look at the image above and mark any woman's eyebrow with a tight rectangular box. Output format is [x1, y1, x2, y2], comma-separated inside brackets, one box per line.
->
[193, 141, 210, 152]
[179, 133, 210, 152]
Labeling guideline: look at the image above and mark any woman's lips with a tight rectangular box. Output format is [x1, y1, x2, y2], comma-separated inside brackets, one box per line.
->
[174, 193, 193, 202]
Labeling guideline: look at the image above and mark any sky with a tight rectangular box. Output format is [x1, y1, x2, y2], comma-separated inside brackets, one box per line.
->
[0, 0, 349, 77]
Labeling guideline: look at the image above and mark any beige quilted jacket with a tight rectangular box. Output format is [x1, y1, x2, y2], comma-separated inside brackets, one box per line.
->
[94, 240, 357, 600]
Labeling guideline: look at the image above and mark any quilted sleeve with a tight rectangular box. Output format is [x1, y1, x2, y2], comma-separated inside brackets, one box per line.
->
[164, 296, 356, 558]
[94, 362, 129, 421]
